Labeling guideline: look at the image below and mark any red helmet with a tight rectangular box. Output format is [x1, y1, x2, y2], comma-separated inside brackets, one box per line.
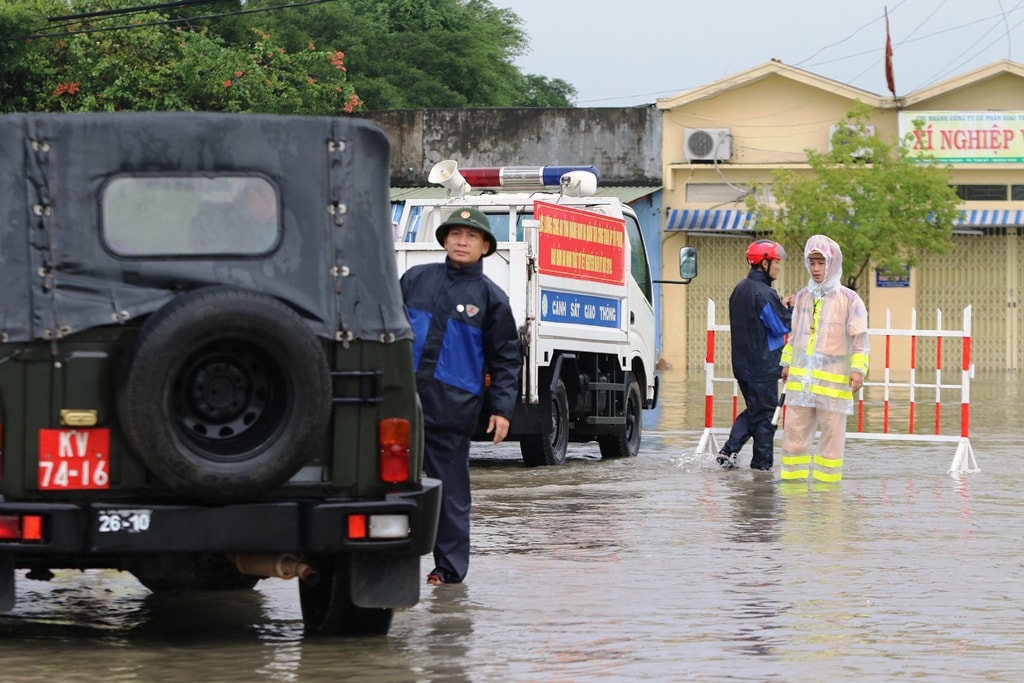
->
[746, 240, 786, 266]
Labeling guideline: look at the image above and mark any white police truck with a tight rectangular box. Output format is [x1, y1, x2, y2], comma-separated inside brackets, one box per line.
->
[393, 162, 696, 466]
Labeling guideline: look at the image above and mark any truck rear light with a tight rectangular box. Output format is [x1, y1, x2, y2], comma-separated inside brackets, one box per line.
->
[0, 517, 17, 540]
[0, 514, 43, 542]
[378, 418, 411, 484]
[348, 514, 367, 539]
[347, 513, 410, 541]
[368, 514, 410, 539]
[21, 515, 43, 541]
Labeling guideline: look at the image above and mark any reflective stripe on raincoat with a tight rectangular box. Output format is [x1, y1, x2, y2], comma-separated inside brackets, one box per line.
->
[780, 235, 869, 415]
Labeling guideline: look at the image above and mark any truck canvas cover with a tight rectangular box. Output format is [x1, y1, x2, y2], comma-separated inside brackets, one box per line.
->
[0, 112, 412, 344]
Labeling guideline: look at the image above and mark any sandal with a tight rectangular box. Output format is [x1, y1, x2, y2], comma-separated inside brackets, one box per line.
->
[426, 571, 445, 586]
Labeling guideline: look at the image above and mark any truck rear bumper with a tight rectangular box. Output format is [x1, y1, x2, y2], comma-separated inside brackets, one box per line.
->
[0, 478, 442, 560]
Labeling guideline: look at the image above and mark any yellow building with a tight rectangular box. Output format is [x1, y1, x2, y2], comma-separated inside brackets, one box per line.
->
[657, 60, 1024, 377]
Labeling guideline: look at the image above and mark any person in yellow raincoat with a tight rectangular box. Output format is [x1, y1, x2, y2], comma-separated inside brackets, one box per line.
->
[779, 235, 869, 485]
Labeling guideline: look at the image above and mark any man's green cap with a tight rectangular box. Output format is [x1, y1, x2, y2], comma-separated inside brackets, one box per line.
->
[436, 207, 497, 257]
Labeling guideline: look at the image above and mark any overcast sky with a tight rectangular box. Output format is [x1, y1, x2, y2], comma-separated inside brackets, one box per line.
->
[499, 0, 1024, 106]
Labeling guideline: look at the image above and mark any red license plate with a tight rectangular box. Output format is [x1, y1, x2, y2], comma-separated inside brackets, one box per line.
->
[38, 428, 111, 490]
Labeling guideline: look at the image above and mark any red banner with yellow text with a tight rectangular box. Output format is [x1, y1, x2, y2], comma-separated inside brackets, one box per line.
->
[535, 201, 625, 285]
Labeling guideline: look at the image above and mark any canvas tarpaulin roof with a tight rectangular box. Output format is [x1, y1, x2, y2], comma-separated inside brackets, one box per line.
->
[0, 112, 411, 344]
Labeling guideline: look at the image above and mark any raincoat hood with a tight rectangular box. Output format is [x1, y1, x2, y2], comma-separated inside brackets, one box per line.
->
[783, 233, 870, 417]
[804, 234, 843, 297]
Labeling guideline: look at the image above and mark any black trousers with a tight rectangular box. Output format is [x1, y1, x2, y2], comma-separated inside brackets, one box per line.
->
[423, 428, 472, 582]
[722, 380, 780, 469]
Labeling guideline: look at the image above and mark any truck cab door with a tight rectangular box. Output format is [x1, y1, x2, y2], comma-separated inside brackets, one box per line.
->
[623, 215, 656, 403]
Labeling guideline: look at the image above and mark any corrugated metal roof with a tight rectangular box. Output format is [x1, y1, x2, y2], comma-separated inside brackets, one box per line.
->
[595, 186, 659, 203]
[390, 186, 657, 203]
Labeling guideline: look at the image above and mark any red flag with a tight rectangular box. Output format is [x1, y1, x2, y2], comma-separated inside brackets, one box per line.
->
[885, 7, 896, 96]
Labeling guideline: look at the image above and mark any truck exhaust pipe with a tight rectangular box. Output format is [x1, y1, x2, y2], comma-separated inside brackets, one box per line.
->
[225, 553, 319, 585]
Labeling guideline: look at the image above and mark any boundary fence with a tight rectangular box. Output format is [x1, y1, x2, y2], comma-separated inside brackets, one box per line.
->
[694, 300, 979, 474]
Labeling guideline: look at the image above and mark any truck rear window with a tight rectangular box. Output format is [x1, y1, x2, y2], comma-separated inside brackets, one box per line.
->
[102, 176, 280, 257]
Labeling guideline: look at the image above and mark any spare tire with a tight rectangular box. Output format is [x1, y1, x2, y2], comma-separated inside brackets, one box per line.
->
[118, 287, 331, 500]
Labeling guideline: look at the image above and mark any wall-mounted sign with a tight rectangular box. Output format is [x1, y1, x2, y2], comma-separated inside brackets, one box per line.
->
[876, 265, 910, 288]
[900, 111, 1024, 163]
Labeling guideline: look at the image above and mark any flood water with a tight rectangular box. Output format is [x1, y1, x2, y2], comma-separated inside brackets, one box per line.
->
[1, 372, 1021, 682]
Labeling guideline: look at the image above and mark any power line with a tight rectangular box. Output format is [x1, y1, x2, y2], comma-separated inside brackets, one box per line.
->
[1, 0, 335, 42]
[582, 1, 1024, 107]
[48, 0, 230, 23]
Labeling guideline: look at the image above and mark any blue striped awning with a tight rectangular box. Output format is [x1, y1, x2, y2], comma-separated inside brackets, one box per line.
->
[956, 209, 1024, 226]
[665, 209, 755, 231]
[666, 208, 1024, 231]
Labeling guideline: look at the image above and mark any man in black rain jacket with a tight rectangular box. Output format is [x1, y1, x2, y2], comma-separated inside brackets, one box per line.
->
[400, 207, 521, 584]
[718, 240, 793, 471]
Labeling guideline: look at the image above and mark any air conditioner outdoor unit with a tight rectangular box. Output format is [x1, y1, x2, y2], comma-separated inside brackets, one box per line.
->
[684, 128, 732, 162]
[829, 124, 876, 157]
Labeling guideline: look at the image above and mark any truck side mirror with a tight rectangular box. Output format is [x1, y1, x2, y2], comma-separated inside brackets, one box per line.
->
[679, 246, 697, 283]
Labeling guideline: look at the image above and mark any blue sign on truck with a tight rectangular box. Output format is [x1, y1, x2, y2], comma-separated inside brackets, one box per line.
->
[540, 290, 621, 328]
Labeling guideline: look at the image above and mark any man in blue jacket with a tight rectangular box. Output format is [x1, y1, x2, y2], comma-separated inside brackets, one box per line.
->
[400, 208, 521, 585]
[717, 240, 793, 471]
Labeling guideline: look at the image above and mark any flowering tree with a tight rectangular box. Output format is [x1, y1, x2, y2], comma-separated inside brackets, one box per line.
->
[1, 0, 574, 112]
[0, 0, 361, 114]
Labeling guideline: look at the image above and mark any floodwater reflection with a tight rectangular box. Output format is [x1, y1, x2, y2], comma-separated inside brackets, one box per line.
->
[0, 373, 1021, 682]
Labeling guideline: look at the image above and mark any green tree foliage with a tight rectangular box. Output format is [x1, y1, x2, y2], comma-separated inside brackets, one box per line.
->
[0, 0, 359, 114]
[519, 74, 578, 108]
[0, 1, 54, 112]
[220, 0, 576, 109]
[0, 0, 575, 114]
[745, 104, 962, 292]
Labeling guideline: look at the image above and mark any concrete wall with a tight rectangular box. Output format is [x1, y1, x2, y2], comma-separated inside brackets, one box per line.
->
[360, 108, 662, 185]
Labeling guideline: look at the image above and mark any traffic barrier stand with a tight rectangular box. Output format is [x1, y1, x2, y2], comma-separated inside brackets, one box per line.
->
[694, 300, 979, 474]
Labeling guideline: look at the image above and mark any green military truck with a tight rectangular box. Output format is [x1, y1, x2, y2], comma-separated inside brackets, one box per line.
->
[0, 112, 440, 636]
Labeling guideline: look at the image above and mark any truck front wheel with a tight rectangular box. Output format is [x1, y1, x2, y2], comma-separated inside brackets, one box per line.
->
[598, 372, 642, 459]
[519, 378, 569, 466]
